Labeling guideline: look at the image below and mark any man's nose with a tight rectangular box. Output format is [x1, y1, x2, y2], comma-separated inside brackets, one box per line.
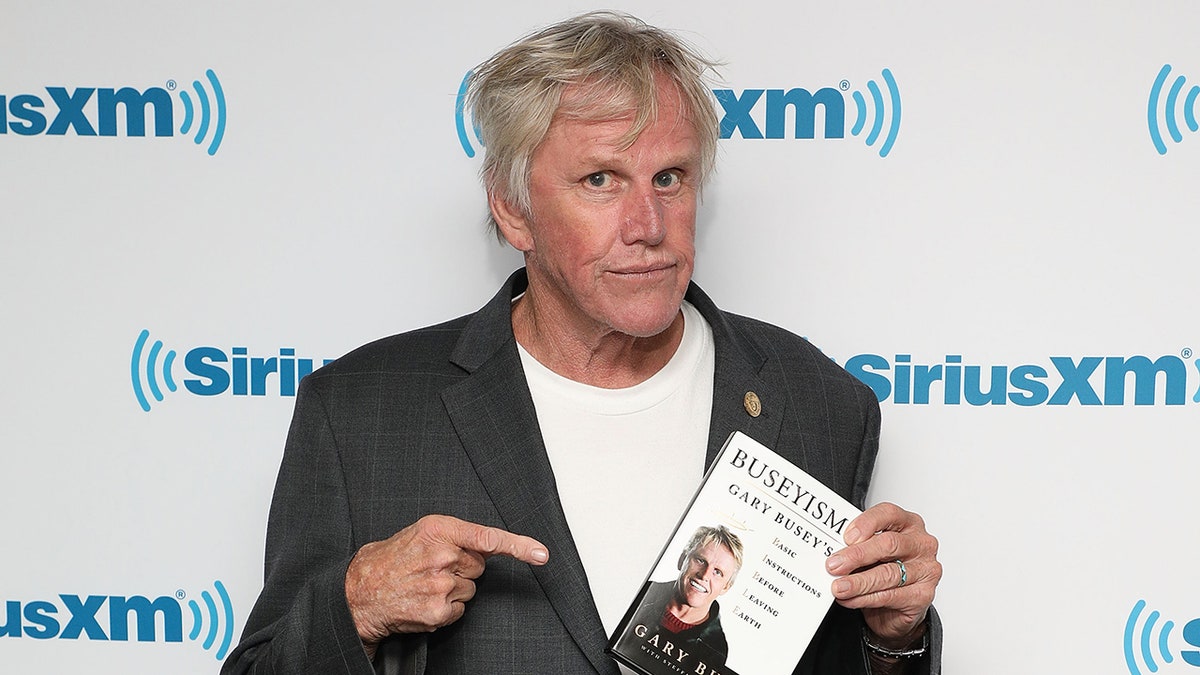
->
[620, 184, 666, 246]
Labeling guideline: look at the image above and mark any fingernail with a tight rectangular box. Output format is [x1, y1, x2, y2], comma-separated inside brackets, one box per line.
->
[844, 526, 861, 545]
[531, 548, 549, 564]
[826, 554, 844, 571]
[833, 579, 850, 595]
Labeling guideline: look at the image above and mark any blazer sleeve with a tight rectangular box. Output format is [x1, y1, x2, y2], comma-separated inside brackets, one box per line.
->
[794, 391, 942, 675]
[854, 395, 943, 675]
[220, 377, 376, 675]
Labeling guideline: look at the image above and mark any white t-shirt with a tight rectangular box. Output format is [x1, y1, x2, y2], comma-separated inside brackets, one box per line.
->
[517, 301, 716, 648]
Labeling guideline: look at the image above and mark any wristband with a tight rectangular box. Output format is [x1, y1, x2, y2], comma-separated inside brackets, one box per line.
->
[862, 626, 928, 659]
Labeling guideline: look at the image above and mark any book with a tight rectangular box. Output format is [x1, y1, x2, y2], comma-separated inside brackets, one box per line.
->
[606, 431, 861, 675]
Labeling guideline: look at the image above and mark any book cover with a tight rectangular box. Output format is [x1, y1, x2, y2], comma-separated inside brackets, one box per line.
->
[606, 431, 861, 675]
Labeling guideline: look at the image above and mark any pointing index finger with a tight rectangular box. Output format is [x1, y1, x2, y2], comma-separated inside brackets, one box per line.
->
[436, 516, 550, 565]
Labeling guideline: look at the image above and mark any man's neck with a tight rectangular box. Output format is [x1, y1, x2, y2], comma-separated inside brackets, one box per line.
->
[665, 596, 711, 626]
[510, 294, 685, 389]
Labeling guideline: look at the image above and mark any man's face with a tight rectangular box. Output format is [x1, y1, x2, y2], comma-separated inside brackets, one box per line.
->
[675, 542, 739, 611]
[497, 78, 701, 340]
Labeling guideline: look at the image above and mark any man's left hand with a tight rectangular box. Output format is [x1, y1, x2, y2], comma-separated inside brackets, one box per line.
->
[825, 502, 941, 645]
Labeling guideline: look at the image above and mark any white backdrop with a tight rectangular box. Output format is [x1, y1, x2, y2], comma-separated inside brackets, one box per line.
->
[3, 2, 1199, 673]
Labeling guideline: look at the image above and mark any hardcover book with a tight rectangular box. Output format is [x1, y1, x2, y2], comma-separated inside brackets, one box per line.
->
[606, 431, 861, 675]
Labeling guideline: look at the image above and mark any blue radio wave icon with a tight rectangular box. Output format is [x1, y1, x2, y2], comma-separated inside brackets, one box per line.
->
[455, 70, 485, 158]
[1148, 64, 1200, 155]
[131, 329, 177, 412]
[849, 68, 902, 158]
[1125, 600, 1178, 674]
[177, 69, 227, 156]
[187, 580, 235, 661]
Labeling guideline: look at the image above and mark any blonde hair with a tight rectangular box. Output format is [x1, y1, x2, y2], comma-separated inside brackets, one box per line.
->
[466, 11, 720, 236]
[680, 524, 744, 585]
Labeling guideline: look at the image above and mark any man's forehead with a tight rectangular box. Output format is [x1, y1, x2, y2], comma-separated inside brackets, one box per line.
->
[552, 80, 694, 142]
[693, 542, 735, 559]
[542, 106, 699, 169]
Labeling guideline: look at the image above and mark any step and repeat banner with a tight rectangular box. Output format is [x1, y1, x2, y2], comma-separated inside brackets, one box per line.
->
[3, 2, 1197, 673]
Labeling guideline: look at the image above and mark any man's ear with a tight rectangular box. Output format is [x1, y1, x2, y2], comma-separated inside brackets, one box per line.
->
[676, 550, 687, 571]
[489, 190, 534, 253]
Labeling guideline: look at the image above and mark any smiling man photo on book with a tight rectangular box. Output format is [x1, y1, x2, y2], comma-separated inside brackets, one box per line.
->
[622, 525, 744, 675]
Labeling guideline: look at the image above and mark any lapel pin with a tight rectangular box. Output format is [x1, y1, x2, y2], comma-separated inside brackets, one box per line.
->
[743, 391, 762, 418]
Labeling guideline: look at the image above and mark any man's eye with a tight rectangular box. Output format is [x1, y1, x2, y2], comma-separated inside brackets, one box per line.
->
[585, 172, 611, 188]
[654, 171, 680, 189]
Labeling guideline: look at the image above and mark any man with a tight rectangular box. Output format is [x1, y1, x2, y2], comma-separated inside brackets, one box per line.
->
[224, 11, 942, 675]
[614, 526, 744, 675]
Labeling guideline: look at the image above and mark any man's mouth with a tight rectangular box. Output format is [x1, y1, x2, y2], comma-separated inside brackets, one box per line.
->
[609, 262, 674, 276]
[689, 579, 709, 594]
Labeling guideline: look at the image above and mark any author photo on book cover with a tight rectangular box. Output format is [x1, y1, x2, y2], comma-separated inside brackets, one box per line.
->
[222, 10, 943, 675]
[618, 525, 744, 675]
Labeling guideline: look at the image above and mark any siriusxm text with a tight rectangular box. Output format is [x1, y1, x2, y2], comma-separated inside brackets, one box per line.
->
[714, 88, 845, 140]
[1, 87, 173, 136]
[184, 347, 333, 397]
[2, 595, 183, 642]
[843, 353, 1194, 406]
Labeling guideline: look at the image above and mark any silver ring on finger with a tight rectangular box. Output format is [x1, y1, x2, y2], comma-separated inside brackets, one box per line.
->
[894, 559, 908, 588]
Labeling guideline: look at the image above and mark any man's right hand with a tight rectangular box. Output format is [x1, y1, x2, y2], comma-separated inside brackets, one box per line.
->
[344, 514, 550, 658]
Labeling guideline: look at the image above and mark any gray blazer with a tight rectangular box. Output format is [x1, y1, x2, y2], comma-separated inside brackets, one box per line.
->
[223, 269, 941, 675]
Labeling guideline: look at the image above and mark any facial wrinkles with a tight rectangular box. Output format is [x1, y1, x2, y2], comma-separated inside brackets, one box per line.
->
[506, 78, 700, 385]
[534, 119, 690, 282]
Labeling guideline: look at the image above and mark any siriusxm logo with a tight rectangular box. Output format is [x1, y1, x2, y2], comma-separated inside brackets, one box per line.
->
[841, 349, 1200, 406]
[131, 329, 334, 412]
[1, 580, 234, 661]
[1148, 64, 1199, 155]
[714, 68, 901, 157]
[1125, 600, 1200, 674]
[0, 69, 227, 155]
[454, 68, 901, 158]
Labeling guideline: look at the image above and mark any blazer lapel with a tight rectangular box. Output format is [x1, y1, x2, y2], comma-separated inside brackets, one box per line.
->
[440, 271, 617, 675]
[686, 284, 791, 469]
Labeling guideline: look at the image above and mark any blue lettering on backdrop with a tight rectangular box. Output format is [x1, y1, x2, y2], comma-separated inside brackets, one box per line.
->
[22, 601, 60, 639]
[45, 87, 97, 135]
[841, 352, 1195, 406]
[98, 87, 173, 136]
[133, 330, 333, 411]
[5, 87, 172, 137]
[1184, 618, 1200, 666]
[709, 68, 901, 157]
[60, 595, 107, 640]
[108, 596, 183, 642]
[715, 87, 845, 140]
[183, 347, 230, 396]
[182, 346, 330, 397]
[1, 70, 226, 154]
[714, 89, 764, 139]
[0, 582, 234, 661]
[4, 596, 186, 644]
[4, 94, 49, 135]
